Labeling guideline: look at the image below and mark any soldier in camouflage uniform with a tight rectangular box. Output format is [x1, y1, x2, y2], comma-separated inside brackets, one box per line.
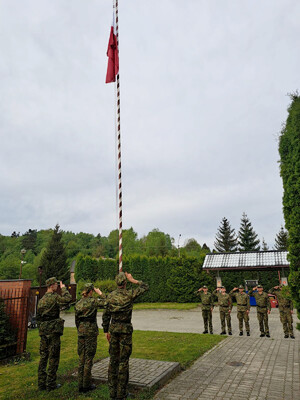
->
[268, 285, 295, 339]
[249, 285, 271, 337]
[213, 286, 232, 335]
[230, 285, 250, 336]
[195, 286, 214, 334]
[75, 283, 106, 393]
[37, 277, 72, 391]
[102, 272, 149, 400]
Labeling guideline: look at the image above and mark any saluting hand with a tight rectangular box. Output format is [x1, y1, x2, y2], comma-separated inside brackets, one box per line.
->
[60, 281, 65, 289]
[94, 288, 102, 296]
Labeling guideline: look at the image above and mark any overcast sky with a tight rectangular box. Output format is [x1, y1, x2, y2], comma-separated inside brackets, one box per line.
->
[0, 0, 299, 249]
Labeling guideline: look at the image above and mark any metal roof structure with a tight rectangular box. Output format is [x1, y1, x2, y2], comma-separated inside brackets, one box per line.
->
[203, 250, 289, 271]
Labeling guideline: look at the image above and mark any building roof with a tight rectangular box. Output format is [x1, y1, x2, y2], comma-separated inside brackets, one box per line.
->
[203, 250, 289, 271]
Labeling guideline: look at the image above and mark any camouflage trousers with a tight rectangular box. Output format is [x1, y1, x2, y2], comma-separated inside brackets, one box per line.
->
[202, 310, 213, 333]
[108, 332, 132, 400]
[219, 308, 232, 333]
[237, 310, 250, 333]
[257, 310, 269, 335]
[38, 334, 61, 390]
[279, 310, 294, 335]
[77, 334, 97, 390]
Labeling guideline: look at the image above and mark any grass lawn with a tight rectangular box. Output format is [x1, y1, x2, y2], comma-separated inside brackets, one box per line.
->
[0, 328, 224, 400]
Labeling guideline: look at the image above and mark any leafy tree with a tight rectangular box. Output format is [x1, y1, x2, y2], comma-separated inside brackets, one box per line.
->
[261, 238, 269, 251]
[0, 254, 20, 279]
[238, 213, 260, 251]
[274, 226, 289, 251]
[11, 231, 20, 238]
[214, 217, 238, 252]
[40, 224, 68, 283]
[140, 229, 173, 257]
[22, 229, 37, 254]
[279, 92, 300, 322]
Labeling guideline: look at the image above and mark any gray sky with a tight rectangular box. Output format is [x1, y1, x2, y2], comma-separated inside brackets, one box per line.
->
[0, 0, 299, 249]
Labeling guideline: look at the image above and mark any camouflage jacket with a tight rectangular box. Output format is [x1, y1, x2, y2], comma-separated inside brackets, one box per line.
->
[102, 281, 149, 334]
[195, 291, 214, 311]
[75, 295, 106, 336]
[229, 290, 250, 311]
[268, 288, 293, 311]
[213, 290, 232, 310]
[248, 289, 271, 311]
[37, 287, 72, 336]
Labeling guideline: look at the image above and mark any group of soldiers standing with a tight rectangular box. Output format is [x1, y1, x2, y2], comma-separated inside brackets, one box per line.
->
[36, 276, 294, 399]
[37, 272, 148, 399]
[196, 284, 295, 339]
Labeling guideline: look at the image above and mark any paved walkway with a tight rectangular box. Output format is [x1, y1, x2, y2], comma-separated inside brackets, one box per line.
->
[153, 309, 299, 400]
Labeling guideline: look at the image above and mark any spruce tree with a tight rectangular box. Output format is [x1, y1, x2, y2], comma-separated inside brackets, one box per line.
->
[274, 226, 289, 251]
[214, 217, 238, 252]
[40, 224, 68, 284]
[279, 92, 300, 320]
[238, 213, 260, 251]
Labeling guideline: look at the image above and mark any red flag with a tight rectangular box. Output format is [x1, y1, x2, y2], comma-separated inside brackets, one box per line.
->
[106, 14, 119, 83]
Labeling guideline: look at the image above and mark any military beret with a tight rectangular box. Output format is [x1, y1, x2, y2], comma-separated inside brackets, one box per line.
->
[115, 272, 127, 286]
[220, 286, 225, 289]
[239, 285, 244, 289]
[83, 283, 94, 293]
[46, 277, 58, 287]
[257, 284, 263, 288]
[202, 285, 207, 289]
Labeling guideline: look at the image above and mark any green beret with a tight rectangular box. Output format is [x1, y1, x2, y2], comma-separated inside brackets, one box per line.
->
[115, 272, 126, 286]
[239, 285, 244, 289]
[202, 285, 207, 289]
[46, 277, 58, 287]
[84, 283, 94, 293]
[257, 284, 263, 288]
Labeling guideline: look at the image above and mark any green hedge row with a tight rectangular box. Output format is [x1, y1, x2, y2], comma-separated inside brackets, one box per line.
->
[74, 254, 214, 302]
[74, 254, 281, 303]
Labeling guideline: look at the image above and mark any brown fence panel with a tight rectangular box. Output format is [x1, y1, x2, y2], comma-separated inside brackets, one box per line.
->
[0, 280, 31, 359]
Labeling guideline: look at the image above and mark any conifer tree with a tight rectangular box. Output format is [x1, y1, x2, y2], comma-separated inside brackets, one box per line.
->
[214, 217, 238, 252]
[274, 226, 289, 251]
[40, 224, 68, 284]
[238, 213, 260, 251]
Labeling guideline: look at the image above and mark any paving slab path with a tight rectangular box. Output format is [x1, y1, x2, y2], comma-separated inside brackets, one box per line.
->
[62, 307, 299, 399]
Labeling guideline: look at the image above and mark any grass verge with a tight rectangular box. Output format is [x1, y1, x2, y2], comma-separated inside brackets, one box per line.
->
[0, 328, 224, 400]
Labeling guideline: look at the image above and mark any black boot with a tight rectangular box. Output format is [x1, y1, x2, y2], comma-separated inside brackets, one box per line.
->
[247, 332, 250, 336]
[239, 331, 243, 336]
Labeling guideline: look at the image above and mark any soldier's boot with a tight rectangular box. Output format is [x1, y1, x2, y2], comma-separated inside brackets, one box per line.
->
[284, 334, 289, 338]
[209, 331, 213, 334]
[260, 333, 265, 337]
[202, 330, 208, 334]
[290, 334, 295, 339]
[47, 384, 61, 392]
[228, 331, 232, 335]
[266, 334, 270, 338]
[239, 331, 243, 336]
[220, 331, 226, 335]
[247, 332, 250, 336]
[83, 384, 97, 393]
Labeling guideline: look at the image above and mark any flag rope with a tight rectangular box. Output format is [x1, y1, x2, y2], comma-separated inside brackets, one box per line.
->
[114, 0, 123, 272]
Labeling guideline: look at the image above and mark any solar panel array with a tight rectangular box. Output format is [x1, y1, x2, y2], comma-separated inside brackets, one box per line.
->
[203, 251, 289, 270]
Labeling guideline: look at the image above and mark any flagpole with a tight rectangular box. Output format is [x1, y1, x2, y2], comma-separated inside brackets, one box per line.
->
[114, 0, 123, 272]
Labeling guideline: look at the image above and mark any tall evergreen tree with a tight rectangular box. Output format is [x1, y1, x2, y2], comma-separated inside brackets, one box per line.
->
[40, 224, 68, 284]
[274, 226, 289, 251]
[238, 213, 260, 251]
[279, 92, 300, 320]
[214, 217, 238, 252]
